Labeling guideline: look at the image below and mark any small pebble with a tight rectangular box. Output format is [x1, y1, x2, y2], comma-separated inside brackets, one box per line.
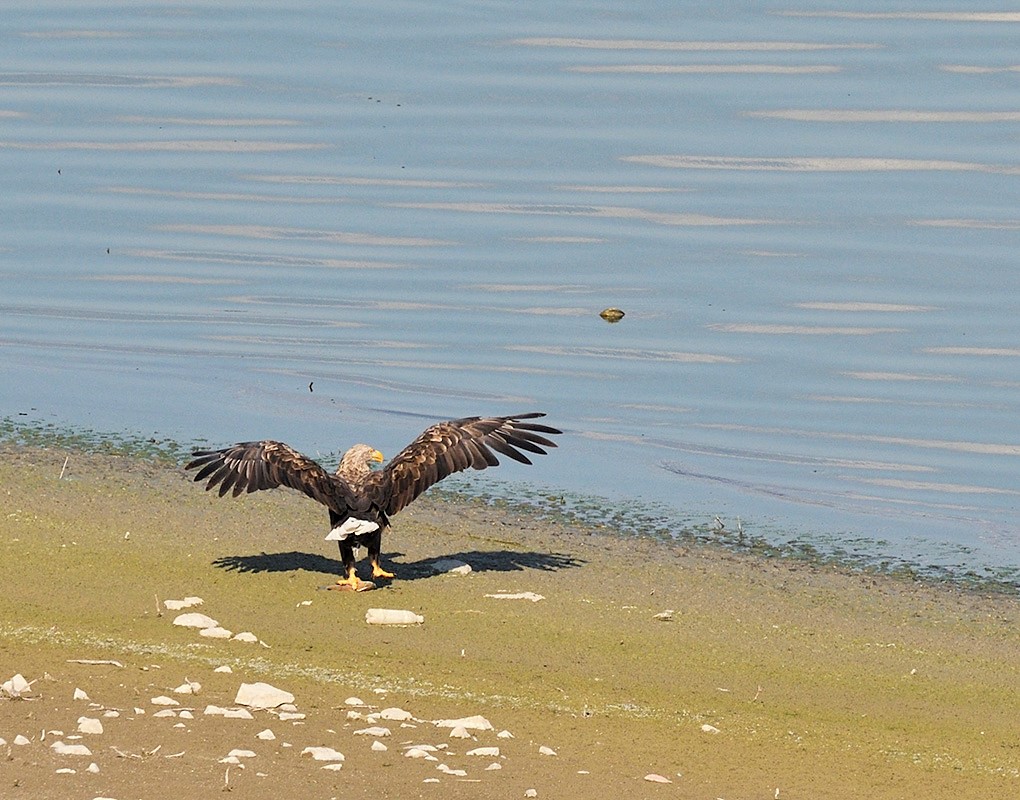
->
[87, 763, 100, 774]
[14, 735, 31, 746]
[354, 726, 391, 737]
[256, 729, 276, 741]
[199, 626, 233, 639]
[378, 707, 413, 721]
[371, 740, 388, 752]
[322, 763, 344, 771]
[345, 696, 366, 706]
[701, 724, 720, 734]
[539, 745, 557, 756]
[228, 749, 257, 759]
[449, 725, 472, 739]
[645, 774, 673, 783]
[467, 746, 499, 757]
[214, 665, 233, 674]
[73, 688, 89, 701]
[172, 612, 218, 629]
[485, 762, 502, 771]
[151, 696, 179, 706]
[232, 631, 258, 643]
[525, 790, 538, 798]
[301, 746, 345, 762]
[76, 718, 103, 735]
[235, 682, 294, 709]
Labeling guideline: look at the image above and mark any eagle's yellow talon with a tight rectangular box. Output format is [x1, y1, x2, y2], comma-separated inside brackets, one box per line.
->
[372, 564, 395, 580]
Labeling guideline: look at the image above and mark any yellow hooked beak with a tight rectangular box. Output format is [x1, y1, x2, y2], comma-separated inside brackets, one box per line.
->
[371, 449, 384, 463]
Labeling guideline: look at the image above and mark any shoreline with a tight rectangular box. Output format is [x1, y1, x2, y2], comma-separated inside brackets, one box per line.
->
[0, 444, 1017, 798]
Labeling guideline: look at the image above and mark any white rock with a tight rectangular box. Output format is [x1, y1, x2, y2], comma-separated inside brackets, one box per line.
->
[235, 682, 294, 709]
[371, 740, 388, 752]
[164, 597, 203, 610]
[133, 707, 145, 715]
[199, 626, 233, 639]
[423, 778, 440, 783]
[525, 790, 538, 798]
[701, 724, 720, 734]
[497, 729, 514, 739]
[345, 696, 366, 706]
[173, 680, 201, 694]
[152, 709, 177, 718]
[278, 712, 306, 721]
[653, 610, 675, 621]
[404, 747, 438, 760]
[486, 762, 502, 770]
[437, 764, 467, 776]
[214, 665, 233, 674]
[103, 710, 120, 718]
[76, 718, 103, 735]
[539, 745, 557, 756]
[204, 705, 254, 719]
[321, 763, 344, 771]
[301, 746, 345, 762]
[73, 688, 89, 701]
[365, 608, 424, 626]
[354, 726, 391, 737]
[255, 729, 276, 741]
[178, 710, 194, 720]
[297, 600, 312, 607]
[434, 715, 492, 731]
[228, 749, 257, 758]
[346, 710, 364, 720]
[278, 703, 298, 712]
[430, 558, 472, 575]
[232, 631, 258, 643]
[87, 762, 100, 773]
[645, 773, 673, 783]
[151, 696, 179, 706]
[173, 722, 186, 728]
[14, 735, 31, 746]
[2, 673, 33, 697]
[0, 738, 5, 746]
[50, 741, 92, 756]
[449, 725, 472, 739]
[172, 612, 218, 629]
[378, 707, 414, 721]
[55, 768, 76, 774]
[484, 592, 544, 602]
[467, 746, 499, 757]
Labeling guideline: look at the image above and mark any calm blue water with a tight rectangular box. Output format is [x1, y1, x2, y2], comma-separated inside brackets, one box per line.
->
[3, 3, 1019, 583]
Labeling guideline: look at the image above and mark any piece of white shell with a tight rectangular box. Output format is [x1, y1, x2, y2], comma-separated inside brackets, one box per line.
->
[255, 729, 276, 741]
[437, 764, 467, 776]
[14, 735, 31, 746]
[365, 608, 424, 626]
[404, 747, 438, 760]
[50, 741, 92, 756]
[653, 610, 675, 621]
[55, 768, 76, 774]
[434, 715, 492, 731]
[278, 711, 305, 721]
[87, 762, 100, 774]
[235, 682, 294, 709]
[322, 763, 344, 771]
[152, 709, 177, 718]
[525, 790, 538, 798]
[371, 740, 388, 752]
[539, 745, 557, 756]
[76, 718, 103, 735]
[204, 705, 254, 719]
[199, 626, 233, 639]
[178, 710, 194, 720]
[645, 774, 673, 783]
[497, 729, 514, 739]
[486, 762, 502, 770]
[301, 746, 344, 762]
[353, 726, 391, 737]
[172, 612, 219, 629]
[73, 688, 89, 701]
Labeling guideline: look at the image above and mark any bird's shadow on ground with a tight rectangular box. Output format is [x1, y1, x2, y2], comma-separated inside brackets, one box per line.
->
[211, 549, 585, 581]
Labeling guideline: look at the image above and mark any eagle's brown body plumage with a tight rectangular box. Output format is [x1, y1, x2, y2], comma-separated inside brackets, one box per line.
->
[185, 413, 561, 589]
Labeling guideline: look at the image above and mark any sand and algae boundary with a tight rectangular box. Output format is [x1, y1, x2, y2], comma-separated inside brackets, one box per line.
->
[1, 440, 1018, 798]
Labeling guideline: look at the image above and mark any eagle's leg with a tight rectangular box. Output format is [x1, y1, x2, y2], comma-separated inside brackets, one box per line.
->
[334, 539, 363, 589]
[367, 530, 395, 580]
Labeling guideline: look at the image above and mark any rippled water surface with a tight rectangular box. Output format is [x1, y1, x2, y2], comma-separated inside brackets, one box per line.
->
[3, 3, 1019, 582]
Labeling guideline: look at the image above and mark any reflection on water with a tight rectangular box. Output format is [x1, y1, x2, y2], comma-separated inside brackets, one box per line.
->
[1, 1, 1018, 584]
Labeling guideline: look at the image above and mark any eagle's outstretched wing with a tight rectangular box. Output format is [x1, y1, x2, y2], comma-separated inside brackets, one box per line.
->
[368, 413, 561, 516]
[185, 440, 351, 510]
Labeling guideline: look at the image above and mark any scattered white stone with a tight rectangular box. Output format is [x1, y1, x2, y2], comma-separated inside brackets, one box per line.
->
[51, 741, 92, 756]
[278, 711, 306, 721]
[204, 705, 254, 719]
[539, 745, 557, 756]
[301, 746, 345, 762]
[2, 673, 33, 698]
[173, 679, 201, 695]
[449, 725, 473, 739]
[486, 762, 502, 770]
[430, 558, 472, 575]
[178, 710, 194, 720]
[434, 715, 492, 731]
[485, 592, 544, 602]
[172, 612, 219, 629]
[232, 631, 259, 643]
[87, 762, 100, 774]
[378, 707, 414, 721]
[256, 729, 276, 741]
[346, 710, 364, 720]
[497, 729, 514, 739]
[297, 600, 312, 607]
[653, 610, 675, 622]
[103, 710, 120, 718]
[404, 747, 438, 761]
[0, 738, 5, 747]
[55, 768, 76, 774]
[14, 735, 31, 746]
[645, 773, 673, 783]
[151, 696, 179, 706]
[199, 626, 233, 639]
[235, 682, 294, 709]
[164, 597, 204, 611]
[133, 707, 145, 715]
[152, 709, 177, 718]
[371, 740, 388, 752]
[701, 724, 720, 734]
[228, 749, 257, 759]
[467, 746, 499, 757]
[73, 688, 90, 701]
[173, 722, 186, 729]
[437, 764, 467, 776]
[76, 718, 104, 735]
[345, 696, 366, 706]
[214, 665, 233, 674]
[322, 763, 343, 771]
[365, 608, 424, 626]
[354, 726, 391, 737]
[525, 790, 538, 798]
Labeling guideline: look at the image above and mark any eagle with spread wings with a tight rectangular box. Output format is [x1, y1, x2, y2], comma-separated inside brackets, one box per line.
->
[185, 413, 561, 590]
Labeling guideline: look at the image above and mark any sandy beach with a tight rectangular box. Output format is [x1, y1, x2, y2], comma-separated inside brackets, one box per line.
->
[1, 444, 1017, 799]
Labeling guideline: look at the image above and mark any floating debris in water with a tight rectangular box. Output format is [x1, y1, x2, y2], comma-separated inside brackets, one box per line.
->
[599, 307, 625, 323]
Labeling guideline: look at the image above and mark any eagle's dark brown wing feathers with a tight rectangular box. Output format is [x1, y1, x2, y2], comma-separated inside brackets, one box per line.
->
[186, 441, 351, 509]
[375, 414, 561, 516]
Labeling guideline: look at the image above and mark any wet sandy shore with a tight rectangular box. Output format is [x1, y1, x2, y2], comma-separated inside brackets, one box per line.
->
[1, 445, 1017, 799]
